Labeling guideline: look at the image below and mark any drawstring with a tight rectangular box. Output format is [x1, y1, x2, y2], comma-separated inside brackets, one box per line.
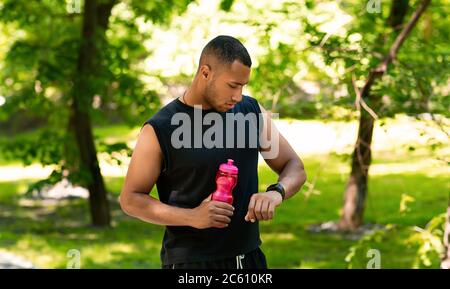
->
[236, 254, 245, 269]
[171, 255, 246, 269]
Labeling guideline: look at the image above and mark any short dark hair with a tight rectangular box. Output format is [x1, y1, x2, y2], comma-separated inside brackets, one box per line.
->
[200, 35, 252, 68]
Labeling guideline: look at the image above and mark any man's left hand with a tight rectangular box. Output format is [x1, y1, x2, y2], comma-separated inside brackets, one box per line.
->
[244, 191, 282, 222]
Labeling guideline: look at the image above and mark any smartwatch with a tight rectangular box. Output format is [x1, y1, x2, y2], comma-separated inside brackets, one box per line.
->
[266, 182, 286, 201]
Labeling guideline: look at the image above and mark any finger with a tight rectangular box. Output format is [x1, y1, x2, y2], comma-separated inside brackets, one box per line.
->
[213, 201, 235, 212]
[214, 207, 234, 217]
[255, 198, 263, 221]
[261, 200, 270, 220]
[213, 221, 229, 228]
[212, 223, 228, 229]
[244, 212, 252, 222]
[246, 195, 257, 222]
[268, 202, 275, 220]
[212, 215, 231, 224]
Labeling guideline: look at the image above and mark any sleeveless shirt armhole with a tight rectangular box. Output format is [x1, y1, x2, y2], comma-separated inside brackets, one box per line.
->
[142, 120, 168, 174]
[246, 96, 263, 150]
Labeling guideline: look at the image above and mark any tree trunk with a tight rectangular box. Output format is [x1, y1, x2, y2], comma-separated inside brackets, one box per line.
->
[338, 0, 432, 230]
[339, 112, 375, 230]
[441, 199, 450, 269]
[69, 0, 116, 226]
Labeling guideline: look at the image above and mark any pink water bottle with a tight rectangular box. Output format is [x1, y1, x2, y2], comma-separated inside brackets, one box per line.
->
[211, 159, 238, 205]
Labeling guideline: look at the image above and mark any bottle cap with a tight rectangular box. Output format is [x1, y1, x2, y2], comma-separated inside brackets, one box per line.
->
[219, 159, 238, 175]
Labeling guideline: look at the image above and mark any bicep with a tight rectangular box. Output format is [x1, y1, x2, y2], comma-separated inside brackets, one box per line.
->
[258, 104, 297, 174]
[121, 123, 163, 196]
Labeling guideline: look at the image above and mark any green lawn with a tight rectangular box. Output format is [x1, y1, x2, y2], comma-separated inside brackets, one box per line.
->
[0, 151, 447, 268]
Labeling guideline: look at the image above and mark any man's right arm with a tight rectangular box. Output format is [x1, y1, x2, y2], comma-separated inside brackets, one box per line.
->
[119, 124, 234, 229]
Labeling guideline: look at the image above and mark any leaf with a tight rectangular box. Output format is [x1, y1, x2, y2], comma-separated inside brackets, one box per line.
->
[219, 0, 234, 11]
[399, 193, 415, 214]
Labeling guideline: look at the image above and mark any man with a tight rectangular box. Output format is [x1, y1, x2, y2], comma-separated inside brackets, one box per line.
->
[119, 35, 306, 269]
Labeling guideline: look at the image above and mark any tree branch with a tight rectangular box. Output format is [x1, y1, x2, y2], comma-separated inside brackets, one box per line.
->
[352, 74, 379, 120]
[360, 0, 432, 102]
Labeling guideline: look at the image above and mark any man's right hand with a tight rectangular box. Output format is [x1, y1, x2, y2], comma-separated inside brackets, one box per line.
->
[189, 194, 234, 229]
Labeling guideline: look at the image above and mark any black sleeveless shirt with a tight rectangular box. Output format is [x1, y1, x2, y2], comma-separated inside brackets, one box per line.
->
[145, 95, 262, 265]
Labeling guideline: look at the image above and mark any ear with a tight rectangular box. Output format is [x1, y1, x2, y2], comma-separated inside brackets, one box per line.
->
[199, 64, 211, 80]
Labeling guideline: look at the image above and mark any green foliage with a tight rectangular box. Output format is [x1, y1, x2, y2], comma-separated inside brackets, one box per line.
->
[306, 0, 450, 117]
[0, 0, 192, 190]
[406, 213, 446, 268]
[97, 140, 132, 166]
[128, 0, 193, 24]
[345, 210, 446, 269]
[219, 0, 234, 12]
[399, 193, 416, 215]
[345, 224, 396, 269]
[0, 128, 66, 166]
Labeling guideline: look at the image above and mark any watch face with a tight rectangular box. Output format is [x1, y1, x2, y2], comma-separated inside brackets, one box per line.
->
[277, 184, 285, 197]
[275, 183, 284, 192]
[267, 183, 285, 199]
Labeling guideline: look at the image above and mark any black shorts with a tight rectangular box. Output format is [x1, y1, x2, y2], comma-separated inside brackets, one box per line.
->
[162, 247, 268, 269]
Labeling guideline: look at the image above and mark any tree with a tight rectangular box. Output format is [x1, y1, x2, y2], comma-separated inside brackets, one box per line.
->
[0, 0, 192, 226]
[338, 0, 431, 230]
[297, 0, 447, 230]
[68, 0, 117, 226]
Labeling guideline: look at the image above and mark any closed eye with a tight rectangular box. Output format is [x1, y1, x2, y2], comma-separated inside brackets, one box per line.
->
[229, 84, 238, 89]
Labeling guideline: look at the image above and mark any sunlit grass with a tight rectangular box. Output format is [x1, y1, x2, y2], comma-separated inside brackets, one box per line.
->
[0, 151, 447, 268]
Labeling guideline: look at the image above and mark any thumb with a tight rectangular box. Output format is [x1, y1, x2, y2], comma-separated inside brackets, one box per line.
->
[244, 212, 254, 222]
[202, 193, 212, 203]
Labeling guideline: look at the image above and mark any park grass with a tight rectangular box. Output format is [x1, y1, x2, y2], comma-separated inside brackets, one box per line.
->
[0, 151, 447, 269]
[1, 118, 448, 268]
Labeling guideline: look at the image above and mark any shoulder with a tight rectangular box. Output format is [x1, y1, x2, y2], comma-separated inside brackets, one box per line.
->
[145, 99, 179, 128]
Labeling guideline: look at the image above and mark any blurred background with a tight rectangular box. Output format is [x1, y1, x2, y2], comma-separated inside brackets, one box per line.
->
[0, 0, 448, 269]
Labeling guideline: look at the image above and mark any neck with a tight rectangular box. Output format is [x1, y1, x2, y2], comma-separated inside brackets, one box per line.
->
[183, 79, 212, 110]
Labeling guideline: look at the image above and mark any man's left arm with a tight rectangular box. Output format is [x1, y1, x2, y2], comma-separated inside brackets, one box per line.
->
[244, 104, 307, 222]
